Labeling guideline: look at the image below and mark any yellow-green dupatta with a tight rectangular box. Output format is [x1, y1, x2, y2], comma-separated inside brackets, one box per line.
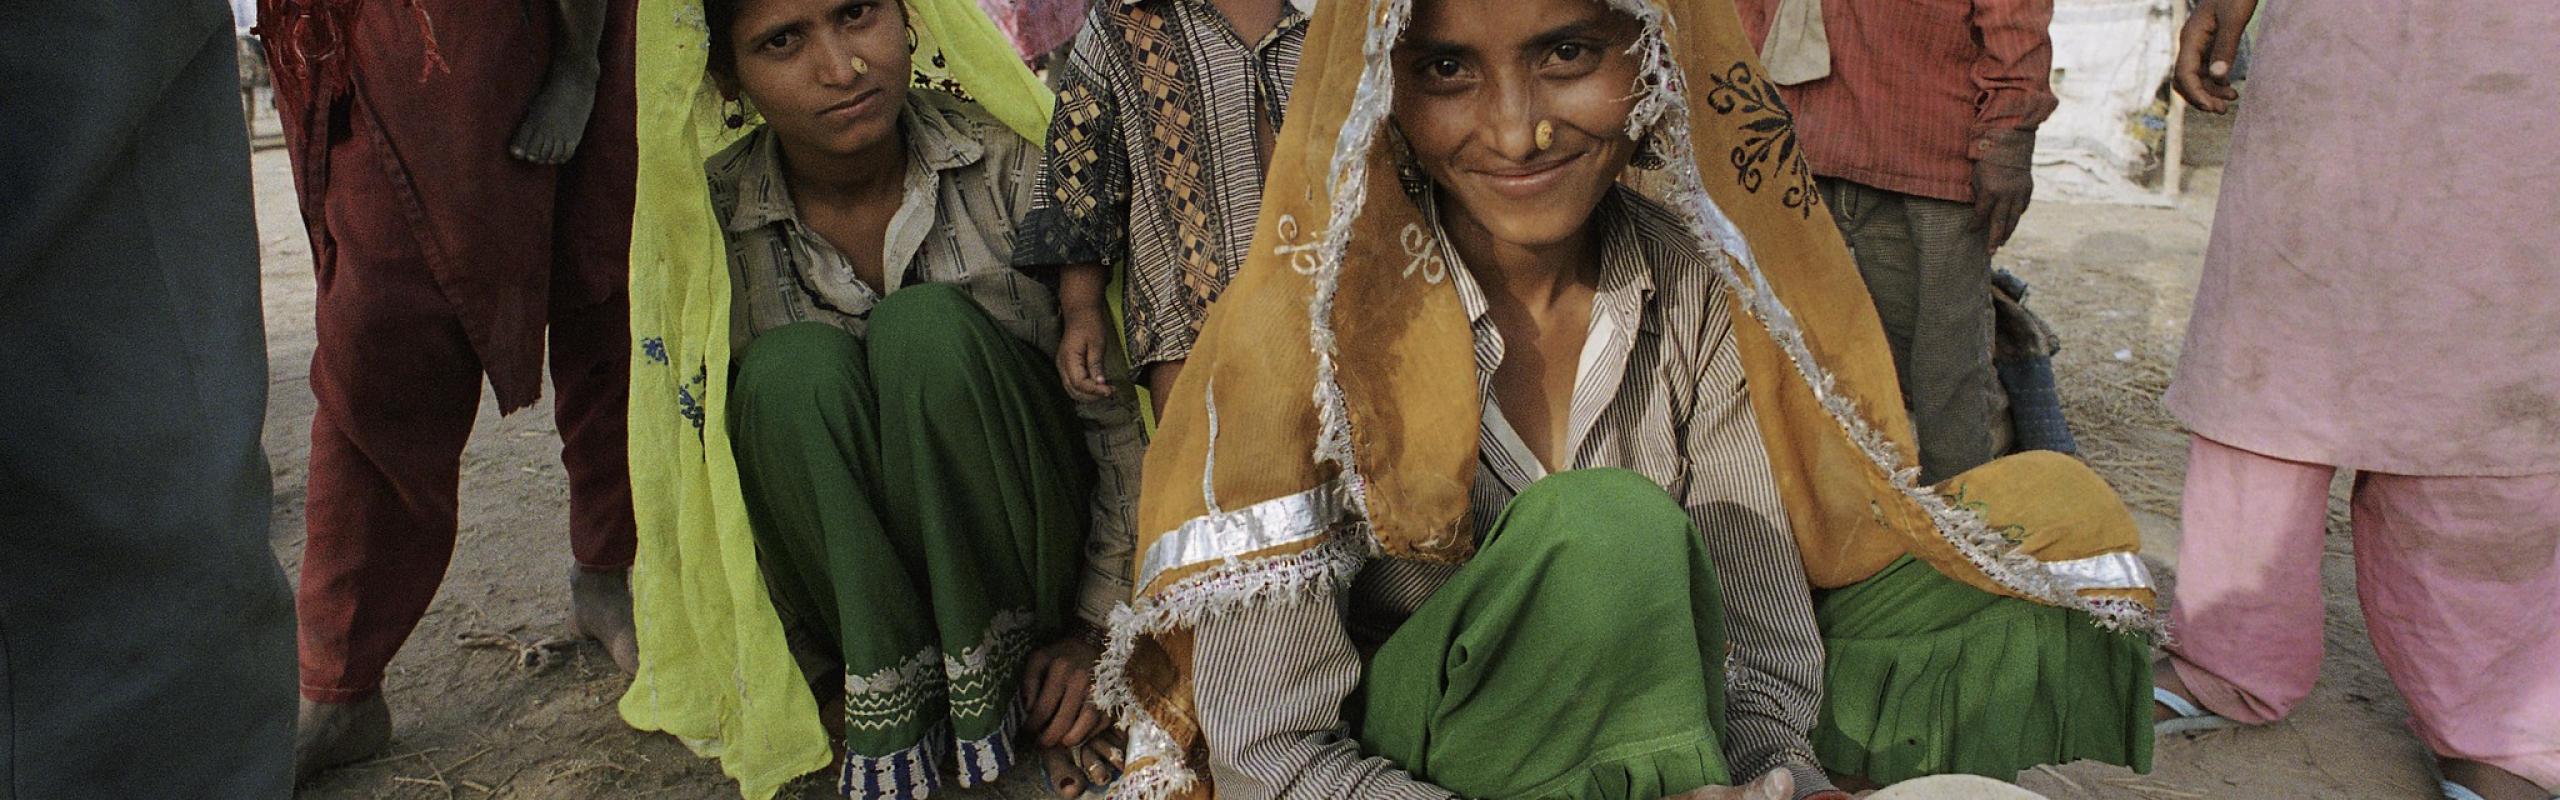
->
[618, 3, 1051, 796]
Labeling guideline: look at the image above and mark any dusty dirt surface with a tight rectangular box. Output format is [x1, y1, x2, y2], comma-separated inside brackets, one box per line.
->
[254, 102, 2433, 799]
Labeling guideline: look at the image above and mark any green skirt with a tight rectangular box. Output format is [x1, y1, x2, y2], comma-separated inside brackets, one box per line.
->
[1360, 469, 1734, 800]
[1356, 470, 2151, 799]
[728, 285, 1091, 799]
[1812, 556, 2154, 783]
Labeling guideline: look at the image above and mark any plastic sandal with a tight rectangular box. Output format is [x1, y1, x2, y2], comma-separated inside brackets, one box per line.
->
[2152, 685, 2241, 736]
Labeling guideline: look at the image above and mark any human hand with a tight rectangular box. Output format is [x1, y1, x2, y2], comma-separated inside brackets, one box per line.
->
[2174, 0, 2260, 113]
[1971, 128, 2035, 253]
[1056, 301, 1114, 404]
[1021, 635, 1107, 748]
[1668, 768, 1793, 800]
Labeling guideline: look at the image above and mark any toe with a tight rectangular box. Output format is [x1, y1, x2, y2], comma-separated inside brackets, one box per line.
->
[1041, 749, 1088, 798]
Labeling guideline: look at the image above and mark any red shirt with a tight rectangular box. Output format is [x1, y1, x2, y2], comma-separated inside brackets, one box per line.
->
[1735, 0, 2058, 203]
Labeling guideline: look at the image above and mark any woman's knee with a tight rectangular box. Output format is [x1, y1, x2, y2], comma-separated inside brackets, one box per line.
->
[731, 322, 868, 417]
[867, 285, 1012, 396]
[1491, 469, 1699, 564]
[869, 283, 989, 355]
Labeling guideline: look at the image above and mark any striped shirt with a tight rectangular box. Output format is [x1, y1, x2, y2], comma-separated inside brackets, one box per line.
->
[1011, 0, 1310, 369]
[1190, 188, 1836, 799]
[1733, 0, 2059, 203]
[707, 89, 1145, 628]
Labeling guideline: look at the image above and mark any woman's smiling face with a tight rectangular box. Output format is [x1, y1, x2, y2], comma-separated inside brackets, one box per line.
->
[720, 0, 912, 160]
[1391, 0, 1644, 250]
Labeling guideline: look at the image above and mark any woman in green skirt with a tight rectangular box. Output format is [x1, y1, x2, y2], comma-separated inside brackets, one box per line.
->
[669, 0, 1142, 796]
[1085, 0, 2163, 798]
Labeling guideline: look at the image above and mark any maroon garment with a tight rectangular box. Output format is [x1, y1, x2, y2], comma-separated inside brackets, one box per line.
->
[262, 0, 638, 700]
[263, 0, 614, 409]
[1733, 0, 2059, 203]
[294, 212, 633, 700]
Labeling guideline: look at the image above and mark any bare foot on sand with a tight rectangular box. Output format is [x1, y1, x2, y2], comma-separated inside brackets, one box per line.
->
[2443, 759, 2554, 800]
[571, 567, 639, 675]
[295, 694, 391, 785]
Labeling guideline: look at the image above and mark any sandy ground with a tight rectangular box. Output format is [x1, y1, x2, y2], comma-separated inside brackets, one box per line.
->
[248, 101, 2437, 799]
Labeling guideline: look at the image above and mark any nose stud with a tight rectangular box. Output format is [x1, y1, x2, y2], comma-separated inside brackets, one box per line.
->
[851, 55, 871, 76]
[1534, 120, 1555, 151]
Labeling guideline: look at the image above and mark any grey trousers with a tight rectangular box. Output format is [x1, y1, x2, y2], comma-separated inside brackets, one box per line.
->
[1, 1, 296, 797]
[1819, 178, 2010, 484]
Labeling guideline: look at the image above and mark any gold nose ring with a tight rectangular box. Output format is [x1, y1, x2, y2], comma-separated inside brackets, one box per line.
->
[1534, 120, 1555, 151]
[851, 55, 871, 76]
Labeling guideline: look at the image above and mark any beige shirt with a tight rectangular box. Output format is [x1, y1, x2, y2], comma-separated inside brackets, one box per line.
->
[1190, 189, 1836, 798]
[707, 90, 1145, 628]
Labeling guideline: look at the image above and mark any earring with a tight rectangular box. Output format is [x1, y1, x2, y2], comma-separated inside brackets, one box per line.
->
[1630, 130, 1667, 170]
[722, 97, 746, 129]
[1396, 156, 1429, 197]
[1387, 128, 1429, 196]
[1534, 120, 1555, 151]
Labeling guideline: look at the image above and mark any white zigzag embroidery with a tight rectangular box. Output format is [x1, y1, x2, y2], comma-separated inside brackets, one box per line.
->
[843, 646, 945, 733]
[942, 608, 1036, 722]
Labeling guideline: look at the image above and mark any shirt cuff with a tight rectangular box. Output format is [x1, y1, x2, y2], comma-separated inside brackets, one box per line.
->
[1786, 759, 1840, 799]
[1011, 205, 1118, 271]
[1966, 127, 2037, 168]
[1074, 562, 1131, 631]
[1969, 93, 2060, 144]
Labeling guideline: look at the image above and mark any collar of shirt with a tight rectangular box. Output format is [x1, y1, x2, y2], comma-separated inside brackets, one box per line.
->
[711, 90, 988, 236]
[1425, 187, 1661, 484]
[709, 91, 991, 302]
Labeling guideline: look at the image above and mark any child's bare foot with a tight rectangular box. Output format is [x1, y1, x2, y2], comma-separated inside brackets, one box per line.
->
[510, 62, 599, 165]
[570, 567, 639, 675]
[294, 694, 391, 785]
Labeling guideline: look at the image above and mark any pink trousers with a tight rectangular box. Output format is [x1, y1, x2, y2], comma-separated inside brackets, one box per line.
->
[2167, 435, 2560, 788]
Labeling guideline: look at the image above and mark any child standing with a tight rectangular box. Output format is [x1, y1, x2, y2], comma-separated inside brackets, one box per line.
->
[1014, 0, 1310, 415]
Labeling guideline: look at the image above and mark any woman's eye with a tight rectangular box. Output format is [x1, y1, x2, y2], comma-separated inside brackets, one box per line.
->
[760, 31, 798, 52]
[1424, 58, 1464, 80]
[840, 3, 870, 24]
[1542, 40, 1604, 74]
